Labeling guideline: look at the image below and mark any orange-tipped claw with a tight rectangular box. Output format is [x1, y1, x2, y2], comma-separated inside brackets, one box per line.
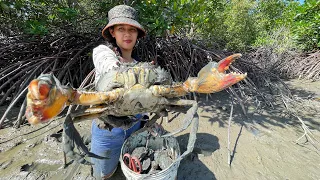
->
[183, 54, 246, 94]
[25, 74, 118, 125]
[28, 79, 51, 100]
[26, 74, 71, 124]
[217, 53, 242, 72]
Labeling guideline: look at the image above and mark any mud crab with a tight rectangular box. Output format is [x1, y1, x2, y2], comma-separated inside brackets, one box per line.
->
[25, 54, 246, 164]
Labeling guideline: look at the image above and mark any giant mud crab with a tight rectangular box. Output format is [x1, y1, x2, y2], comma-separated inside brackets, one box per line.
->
[25, 54, 246, 165]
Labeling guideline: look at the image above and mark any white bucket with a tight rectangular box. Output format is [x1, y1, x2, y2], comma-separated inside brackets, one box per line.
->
[120, 131, 181, 180]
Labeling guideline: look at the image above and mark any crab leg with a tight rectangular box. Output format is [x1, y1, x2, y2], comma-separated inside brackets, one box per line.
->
[162, 99, 198, 137]
[62, 114, 109, 166]
[161, 99, 199, 159]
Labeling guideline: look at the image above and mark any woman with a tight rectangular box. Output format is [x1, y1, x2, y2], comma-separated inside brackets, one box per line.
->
[90, 5, 147, 179]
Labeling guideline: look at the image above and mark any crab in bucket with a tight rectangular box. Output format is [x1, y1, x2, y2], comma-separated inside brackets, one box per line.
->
[25, 54, 247, 165]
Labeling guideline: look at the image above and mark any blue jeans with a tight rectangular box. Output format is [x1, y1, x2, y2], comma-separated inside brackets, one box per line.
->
[90, 119, 141, 179]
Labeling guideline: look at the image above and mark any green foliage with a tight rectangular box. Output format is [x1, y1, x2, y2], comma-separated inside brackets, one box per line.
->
[57, 8, 78, 21]
[133, 0, 228, 47]
[252, 1, 299, 50]
[134, 0, 177, 36]
[132, 0, 221, 37]
[25, 20, 48, 36]
[253, 0, 320, 51]
[0, 0, 115, 36]
[254, 0, 288, 31]
[0, 0, 319, 52]
[222, 0, 257, 51]
[254, 26, 301, 53]
[293, 0, 320, 50]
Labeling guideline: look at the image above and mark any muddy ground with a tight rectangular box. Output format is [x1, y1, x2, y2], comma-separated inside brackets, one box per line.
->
[0, 79, 319, 180]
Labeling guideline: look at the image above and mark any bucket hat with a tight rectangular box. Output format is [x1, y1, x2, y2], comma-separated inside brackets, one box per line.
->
[102, 5, 146, 39]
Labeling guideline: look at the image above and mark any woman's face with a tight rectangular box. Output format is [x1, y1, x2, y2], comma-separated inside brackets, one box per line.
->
[109, 24, 138, 51]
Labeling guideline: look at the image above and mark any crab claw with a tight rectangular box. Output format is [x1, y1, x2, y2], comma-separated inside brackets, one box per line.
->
[26, 74, 72, 125]
[217, 53, 242, 72]
[183, 53, 247, 93]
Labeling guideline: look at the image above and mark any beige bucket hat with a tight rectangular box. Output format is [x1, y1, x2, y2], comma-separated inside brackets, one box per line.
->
[101, 5, 146, 39]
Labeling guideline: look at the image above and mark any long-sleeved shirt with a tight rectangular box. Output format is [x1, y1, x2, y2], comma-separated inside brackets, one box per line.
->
[92, 44, 138, 86]
[92, 44, 120, 85]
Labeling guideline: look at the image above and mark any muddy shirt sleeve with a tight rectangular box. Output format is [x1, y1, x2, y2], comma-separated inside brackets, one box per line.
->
[92, 45, 120, 83]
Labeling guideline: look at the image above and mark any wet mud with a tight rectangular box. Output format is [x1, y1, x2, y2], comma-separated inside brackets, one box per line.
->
[0, 79, 319, 179]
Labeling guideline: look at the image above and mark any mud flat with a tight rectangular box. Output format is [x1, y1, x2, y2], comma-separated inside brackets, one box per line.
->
[0, 79, 319, 179]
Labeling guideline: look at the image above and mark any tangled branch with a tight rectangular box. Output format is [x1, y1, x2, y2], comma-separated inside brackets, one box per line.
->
[0, 34, 318, 131]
